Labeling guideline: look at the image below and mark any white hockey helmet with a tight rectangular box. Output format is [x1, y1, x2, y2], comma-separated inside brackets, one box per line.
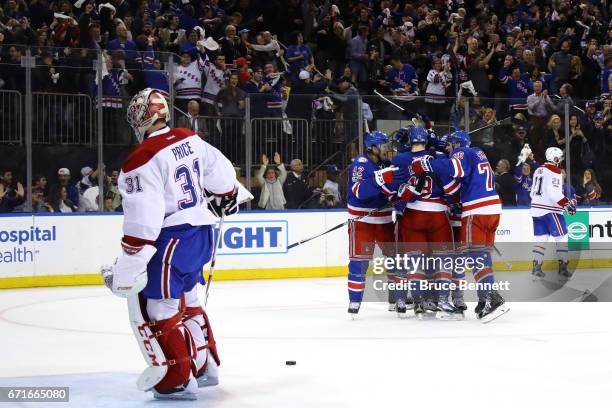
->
[545, 147, 564, 165]
[126, 88, 170, 143]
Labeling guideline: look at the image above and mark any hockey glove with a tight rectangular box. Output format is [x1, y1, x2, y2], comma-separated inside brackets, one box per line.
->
[373, 166, 408, 187]
[207, 187, 239, 217]
[396, 182, 420, 202]
[564, 201, 577, 216]
[410, 156, 432, 176]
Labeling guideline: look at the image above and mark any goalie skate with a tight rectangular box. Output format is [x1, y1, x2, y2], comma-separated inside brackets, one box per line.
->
[153, 378, 198, 401]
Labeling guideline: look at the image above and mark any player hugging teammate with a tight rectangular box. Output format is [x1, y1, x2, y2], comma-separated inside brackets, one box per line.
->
[346, 127, 510, 323]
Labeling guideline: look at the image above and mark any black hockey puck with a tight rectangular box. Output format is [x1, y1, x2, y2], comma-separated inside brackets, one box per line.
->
[285, 360, 296, 366]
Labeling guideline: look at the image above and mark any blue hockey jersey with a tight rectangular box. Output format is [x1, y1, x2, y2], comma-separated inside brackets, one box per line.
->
[347, 154, 393, 224]
[392, 150, 450, 212]
[499, 68, 531, 110]
[142, 45, 170, 98]
[429, 147, 501, 216]
[387, 63, 418, 94]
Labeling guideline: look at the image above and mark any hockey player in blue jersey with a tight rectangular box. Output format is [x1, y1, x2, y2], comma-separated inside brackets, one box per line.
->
[412, 130, 509, 322]
[391, 127, 463, 319]
[530, 147, 577, 279]
[345, 131, 413, 316]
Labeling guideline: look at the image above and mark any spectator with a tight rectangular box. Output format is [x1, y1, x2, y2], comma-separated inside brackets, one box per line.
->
[47, 185, 77, 213]
[247, 31, 282, 70]
[316, 187, 342, 209]
[107, 24, 139, 63]
[55, 168, 79, 206]
[424, 58, 452, 123]
[108, 170, 122, 211]
[215, 73, 246, 117]
[285, 31, 313, 77]
[514, 161, 534, 206]
[256, 152, 287, 210]
[499, 59, 530, 115]
[142, 37, 170, 98]
[386, 56, 418, 97]
[568, 114, 592, 182]
[468, 43, 497, 98]
[348, 26, 369, 86]
[548, 40, 572, 95]
[283, 158, 311, 209]
[0, 169, 25, 212]
[103, 195, 115, 212]
[174, 50, 205, 113]
[553, 83, 576, 118]
[578, 169, 602, 205]
[177, 100, 205, 138]
[199, 46, 229, 116]
[219, 24, 247, 65]
[545, 115, 565, 150]
[494, 159, 516, 206]
[321, 165, 341, 203]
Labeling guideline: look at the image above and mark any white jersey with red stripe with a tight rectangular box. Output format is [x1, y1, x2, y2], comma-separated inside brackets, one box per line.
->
[430, 146, 501, 217]
[346, 154, 393, 224]
[530, 162, 568, 216]
[118, 126, 236, 245]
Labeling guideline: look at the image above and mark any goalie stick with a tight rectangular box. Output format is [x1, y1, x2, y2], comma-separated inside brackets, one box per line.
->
[204, 215, 224, 306]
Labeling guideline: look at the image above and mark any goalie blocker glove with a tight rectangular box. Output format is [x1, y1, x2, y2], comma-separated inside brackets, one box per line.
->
[206, 187, 239, 217]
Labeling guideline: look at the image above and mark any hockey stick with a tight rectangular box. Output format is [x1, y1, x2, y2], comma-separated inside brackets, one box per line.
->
[468, 116, 513, 135]
[287, 204, 391, 250]
[204, 215, 224, 306]
[375, 89, 405, 111]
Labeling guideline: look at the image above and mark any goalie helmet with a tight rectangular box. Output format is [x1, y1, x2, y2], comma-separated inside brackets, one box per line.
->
[126, 88, 170, 143]
[545, 147, 564, 165]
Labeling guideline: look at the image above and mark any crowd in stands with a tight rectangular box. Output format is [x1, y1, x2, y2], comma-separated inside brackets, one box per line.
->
[1, 0, 612, 211]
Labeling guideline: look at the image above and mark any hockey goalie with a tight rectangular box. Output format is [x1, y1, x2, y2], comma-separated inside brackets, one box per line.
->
[101, 88, 248, 400]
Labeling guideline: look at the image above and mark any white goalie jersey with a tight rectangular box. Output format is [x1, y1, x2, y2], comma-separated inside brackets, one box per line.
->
[118, 126, 236, 243]
[530, 163, 567, 217]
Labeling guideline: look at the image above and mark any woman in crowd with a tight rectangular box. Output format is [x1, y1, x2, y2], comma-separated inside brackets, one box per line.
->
[578, 169, 602, 205]
[46, 185, 77, 213]
[256, 152, 287, 210]
[545, 114, 565, 149]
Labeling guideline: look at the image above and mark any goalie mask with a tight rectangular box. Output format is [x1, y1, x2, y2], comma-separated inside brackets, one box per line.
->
[127, 88, 170, 143]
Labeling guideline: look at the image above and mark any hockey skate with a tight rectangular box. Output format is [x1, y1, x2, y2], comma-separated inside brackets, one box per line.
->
[474, 298, 486, 315]
[153, 378, 198, 401]
[478, 291, 509, 323]
[413, 297, 425, 320]
[422, 297, 438, 313]
[436, 296, 464, 320]
[558, 260, 572, 279]
[452, 294, 467, 312]
[348, 302, 361, 319]
[532, 260, 545, 280]
[395, 298, 408, 318]
[196, 352, 219, 387]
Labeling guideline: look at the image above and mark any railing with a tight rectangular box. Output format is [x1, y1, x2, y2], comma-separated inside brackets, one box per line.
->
[0, 90, 23, 144]
[0, 41, 609, 211]
[32, 92, 94, 145]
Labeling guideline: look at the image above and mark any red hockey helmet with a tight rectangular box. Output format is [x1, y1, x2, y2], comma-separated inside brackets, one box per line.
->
[126, 88, 170, 143]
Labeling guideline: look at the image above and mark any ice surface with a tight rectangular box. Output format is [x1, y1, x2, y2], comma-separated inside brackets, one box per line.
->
[0, 277, 611, 407]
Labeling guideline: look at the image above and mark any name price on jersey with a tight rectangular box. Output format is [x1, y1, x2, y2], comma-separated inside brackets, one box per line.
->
[0, 387, 69, 402]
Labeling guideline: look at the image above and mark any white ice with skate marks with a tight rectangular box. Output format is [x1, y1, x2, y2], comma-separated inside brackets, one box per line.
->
[0, 277, 611, 408]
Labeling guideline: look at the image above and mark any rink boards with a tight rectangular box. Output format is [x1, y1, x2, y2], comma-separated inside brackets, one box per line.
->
[1, 208, 611, 289]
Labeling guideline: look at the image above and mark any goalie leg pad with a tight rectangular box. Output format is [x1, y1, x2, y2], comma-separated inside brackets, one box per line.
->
[182, 289, 220, 376]
[127, 295, 193, 392]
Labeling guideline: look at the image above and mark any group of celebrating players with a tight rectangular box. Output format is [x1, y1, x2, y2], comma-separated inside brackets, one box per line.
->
[346, 122, 576, 323]
[99, 87, 579, 401]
